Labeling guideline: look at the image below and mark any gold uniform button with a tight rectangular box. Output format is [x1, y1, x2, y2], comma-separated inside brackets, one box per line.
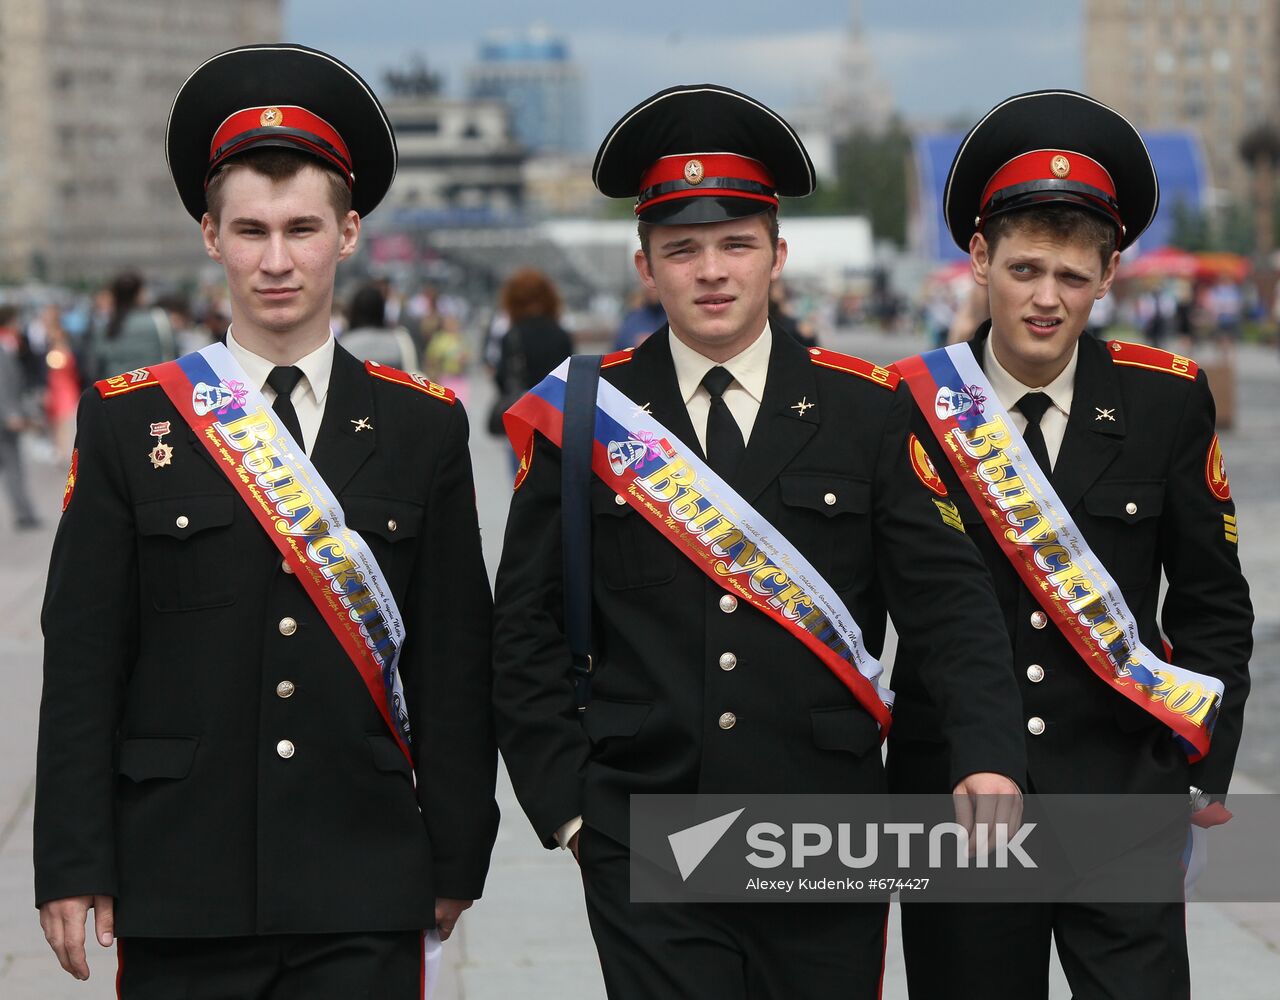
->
[1027, 717, 1046, 736]
[614, 493, 627, 506]
[719, 595, 738, 614]
[1125, 502, 1138, 515]
[718, 712, 737, 730]
[719, 652, 738, 671]
[278, 617, 298, 636]
[823, 492, 837, 506]
[1026, 664, 1045, 683]
[276, 680, 296, 699]
[387, 519, 398, 532]
[281, 560, 294, 575]
[1030, 611, 1048, 629]
[276, 739, 296, 759]
[175, 515, 189, 529]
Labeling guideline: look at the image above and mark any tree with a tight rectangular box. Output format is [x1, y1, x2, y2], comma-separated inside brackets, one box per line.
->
[1238, 121, 1280, 308]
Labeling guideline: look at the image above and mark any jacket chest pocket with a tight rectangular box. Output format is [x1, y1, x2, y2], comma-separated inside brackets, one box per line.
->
[592, 488, 677, 590]
[344, 496, 423, 592]
[135, 495, 236, 612]
[778, 474, 871, 589]
[1081, 479, 1165, 589]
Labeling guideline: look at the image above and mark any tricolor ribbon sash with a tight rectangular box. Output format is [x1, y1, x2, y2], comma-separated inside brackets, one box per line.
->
[152, 344, 412, 763]
[504, 359, 894, 734]
[896, 345, 1222, 761]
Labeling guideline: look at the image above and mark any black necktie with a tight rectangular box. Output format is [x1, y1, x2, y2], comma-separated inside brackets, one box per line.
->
[701, 366, 745, 478]
[1016, 392, 1053, 473]
[267, 365, 306, 452]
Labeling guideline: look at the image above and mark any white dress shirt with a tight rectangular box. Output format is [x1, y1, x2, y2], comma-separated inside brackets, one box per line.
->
[225, 329, 335, 454]
[668, 321, 773, 450]
[983, 336, 1078, 470]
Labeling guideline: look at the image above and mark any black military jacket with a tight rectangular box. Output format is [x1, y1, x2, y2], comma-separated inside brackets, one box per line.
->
[493, 328, 1026, 848]
[35, 345, 499, 936]
[889, 327, 1252, 799]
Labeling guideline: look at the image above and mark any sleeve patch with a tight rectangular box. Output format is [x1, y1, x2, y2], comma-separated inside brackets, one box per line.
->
[364, 360, 456, 403]
[933, 498, 965, 532]
[512, 435, 534, 492]
[96, 367, 159, 398]
[909, 433, 948, 497]
[808, 347, 900, 390]
[61, 448, 78, 511]
[1223, 513, 1238, 545]
[1107, 340, 1198, 381]
[1205, 434, 1231, 501]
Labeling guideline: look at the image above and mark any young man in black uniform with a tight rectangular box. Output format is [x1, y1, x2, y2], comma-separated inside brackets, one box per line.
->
[35, 45, 498, 998]
[890, 90, 1253, 999]
[491, 84, 1025, 1000]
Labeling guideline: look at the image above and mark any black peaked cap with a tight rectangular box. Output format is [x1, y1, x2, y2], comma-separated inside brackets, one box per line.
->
[944, 89, 1158, 252]
[167, 43, 396, 220]
[593, 84, 815, 224]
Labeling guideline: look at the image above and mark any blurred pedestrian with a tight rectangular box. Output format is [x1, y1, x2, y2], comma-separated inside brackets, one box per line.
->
[338, 282, 418, 369]
[39, 305, 81, 459]
[423, 314, 471, 408]
[0, 307, 40, 529]
[89, 272, 175, 380]
[612, 284, 665, 350]
[489, 268, 572, 468]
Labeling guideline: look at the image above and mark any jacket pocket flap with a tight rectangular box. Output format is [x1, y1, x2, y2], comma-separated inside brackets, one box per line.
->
[1082, 481, 1165, 523]
[591, 487, 634, 518]
[366, 734, 413, 774]
[811, 706, 879, 756]
[583, 699, 653, 741]
[780, 474, 870, 515]
[345, 496, 423, 542]
[118, 736, 199, 781]
[135, 495, 233, 539]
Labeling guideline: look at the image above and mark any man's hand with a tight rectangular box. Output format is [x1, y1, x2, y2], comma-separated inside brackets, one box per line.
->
[952, 771, 1023, 856]
[39, 894, 114, 980]
[434, 897, 473, 941]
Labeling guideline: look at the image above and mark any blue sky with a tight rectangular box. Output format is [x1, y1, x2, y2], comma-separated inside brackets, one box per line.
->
[285, 1, 1084, 143]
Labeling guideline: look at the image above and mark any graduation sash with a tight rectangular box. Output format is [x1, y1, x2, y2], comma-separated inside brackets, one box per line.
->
[149, 344, 413, 763]
[895, 344, 1221, 761]
[503, 358, 895, 735]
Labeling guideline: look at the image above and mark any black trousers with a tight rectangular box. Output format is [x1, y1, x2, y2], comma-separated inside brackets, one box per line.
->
[579, 825, 889, 1000]
[900, 901, 1189, 1000]
[117, 931, 425, 1000]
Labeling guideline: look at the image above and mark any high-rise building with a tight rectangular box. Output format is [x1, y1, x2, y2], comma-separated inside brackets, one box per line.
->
[465, 24, 584, 156]
[1084, 0, 1279, 212]
[0, 0, 281, 284]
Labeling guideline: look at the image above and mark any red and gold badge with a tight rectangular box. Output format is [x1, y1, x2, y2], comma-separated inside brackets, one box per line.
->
[909, 433, 948, 497]
[61, 448, 78, 511]
[1205, 434, 1231, 501]
[513, 436, 535, 492]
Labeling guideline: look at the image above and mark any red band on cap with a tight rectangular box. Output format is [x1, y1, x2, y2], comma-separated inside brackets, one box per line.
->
[207, 105, 353, 187]
[980, 149, 1119, 226]
[636, 153, 777, 215]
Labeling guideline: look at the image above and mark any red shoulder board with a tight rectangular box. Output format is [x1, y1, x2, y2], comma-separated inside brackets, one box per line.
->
[364, 360, 456, 404]
[1106, 340, 1198, 381]
[807, 347, 899, 390]
[95, 367, 160, 398]
[600, 348, 635, 370]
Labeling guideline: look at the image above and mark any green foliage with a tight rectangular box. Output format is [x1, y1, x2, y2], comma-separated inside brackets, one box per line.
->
[787, 120, 912, 247]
